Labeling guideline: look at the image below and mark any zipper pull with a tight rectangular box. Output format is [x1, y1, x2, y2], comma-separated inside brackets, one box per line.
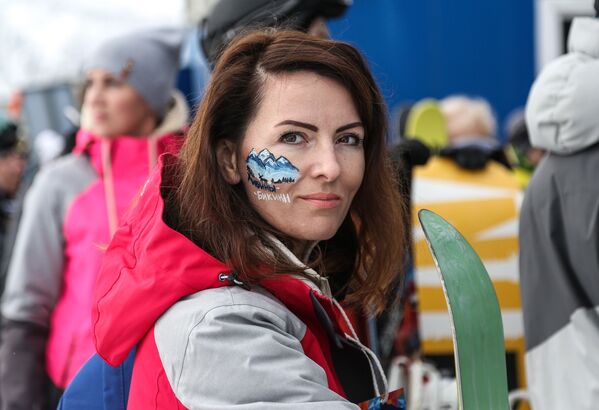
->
[218, 271, 251, 290]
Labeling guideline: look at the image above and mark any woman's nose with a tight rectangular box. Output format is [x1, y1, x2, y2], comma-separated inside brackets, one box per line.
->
[16, 157, 26, 174]
[309, 143, 341, 182]
[84, 83, 103, 106]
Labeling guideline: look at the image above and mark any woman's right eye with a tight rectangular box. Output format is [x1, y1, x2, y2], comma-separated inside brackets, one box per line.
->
[280, 132, 306, 145]
[83, 77, 122, 90]
[105, 78, 123, 87]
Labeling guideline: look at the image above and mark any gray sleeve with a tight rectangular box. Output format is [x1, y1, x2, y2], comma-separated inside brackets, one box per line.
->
[0, 318, 49, 409]
[1, 164, 68, 326]
[158, 301, 359, 409]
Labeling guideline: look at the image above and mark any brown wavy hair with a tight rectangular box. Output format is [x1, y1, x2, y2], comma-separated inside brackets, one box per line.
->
[168, 29, 407, 314]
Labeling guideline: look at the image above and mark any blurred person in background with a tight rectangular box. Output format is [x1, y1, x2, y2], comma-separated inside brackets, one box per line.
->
[0, 120, 26, 267]
[504, 110, 545, 189]
[5, 93, 23, 123]
[0, 101, 79, 304]
[0, 27, 188, 409]
[175, 0, 349, 115]
[520, 8, 599, 409]
[439, 95, 511, 170]
[174, 0, 351, 116]
[200, 0, 351, 67]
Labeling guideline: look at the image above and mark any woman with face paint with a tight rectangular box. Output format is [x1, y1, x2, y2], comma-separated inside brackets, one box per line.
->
[90, 29, 407, 409]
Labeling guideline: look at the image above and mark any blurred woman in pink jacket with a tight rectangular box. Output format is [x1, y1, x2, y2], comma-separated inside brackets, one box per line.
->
[0, 27, 188, 409]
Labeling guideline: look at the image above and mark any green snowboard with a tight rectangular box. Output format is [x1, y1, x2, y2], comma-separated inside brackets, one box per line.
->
[418, 209, 509, 410]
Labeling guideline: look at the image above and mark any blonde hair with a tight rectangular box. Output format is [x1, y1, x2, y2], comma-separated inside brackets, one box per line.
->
[440, 95, 497, 142]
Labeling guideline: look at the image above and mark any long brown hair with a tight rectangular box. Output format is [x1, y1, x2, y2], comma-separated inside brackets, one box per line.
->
[170, 29, 407, 314]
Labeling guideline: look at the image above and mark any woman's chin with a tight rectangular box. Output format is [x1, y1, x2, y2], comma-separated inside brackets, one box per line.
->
[292, 226, 340, 243]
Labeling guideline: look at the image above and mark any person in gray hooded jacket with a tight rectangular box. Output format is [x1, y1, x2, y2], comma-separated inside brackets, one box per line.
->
[519, 10, 599, 410]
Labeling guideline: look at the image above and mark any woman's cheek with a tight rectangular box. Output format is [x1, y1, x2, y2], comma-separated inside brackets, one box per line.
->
[341, 150, 365, 195]
[244, 147, 301, 205]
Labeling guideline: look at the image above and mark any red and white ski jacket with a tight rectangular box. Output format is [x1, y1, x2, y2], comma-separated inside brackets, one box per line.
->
[92, 153, 387, 409]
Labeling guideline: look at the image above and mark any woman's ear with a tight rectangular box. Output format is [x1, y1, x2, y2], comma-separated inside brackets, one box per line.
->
[216, 139, 241, 184]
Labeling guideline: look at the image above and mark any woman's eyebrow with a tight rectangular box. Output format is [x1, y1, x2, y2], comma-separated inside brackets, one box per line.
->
[275, 120, 318, 132]
[336, 122, 363, 133]
[275, 120, 363, 133]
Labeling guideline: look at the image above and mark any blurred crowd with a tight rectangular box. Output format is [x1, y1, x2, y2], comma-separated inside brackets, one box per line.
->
[0, 1, 597, 410]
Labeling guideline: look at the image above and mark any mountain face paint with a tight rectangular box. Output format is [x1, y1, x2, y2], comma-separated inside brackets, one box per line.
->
[246, 148, 300, 203]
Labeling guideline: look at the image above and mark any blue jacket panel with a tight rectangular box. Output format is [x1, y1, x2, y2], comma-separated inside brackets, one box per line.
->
[57, 348, 135, 410]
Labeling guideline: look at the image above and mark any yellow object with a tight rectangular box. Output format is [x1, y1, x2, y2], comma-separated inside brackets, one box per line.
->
[412, 157, 526, 390]
[513, 167, 532, 189]
[405, 99, 448, 151]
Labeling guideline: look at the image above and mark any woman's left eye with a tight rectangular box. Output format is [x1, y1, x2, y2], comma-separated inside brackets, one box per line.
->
[280, 132, 306, 144]
[105, 77, 124, 87]
[336, 133, 363, 146]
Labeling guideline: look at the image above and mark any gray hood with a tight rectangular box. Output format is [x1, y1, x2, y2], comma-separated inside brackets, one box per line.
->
[526, 17, 599, 154]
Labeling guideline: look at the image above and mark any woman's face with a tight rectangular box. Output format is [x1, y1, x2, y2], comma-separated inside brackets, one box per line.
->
[220, 71, 365, 244]
[83, 69, 156, 138]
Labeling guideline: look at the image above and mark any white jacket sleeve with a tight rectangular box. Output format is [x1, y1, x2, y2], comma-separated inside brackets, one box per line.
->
[155, 287, 359, 409]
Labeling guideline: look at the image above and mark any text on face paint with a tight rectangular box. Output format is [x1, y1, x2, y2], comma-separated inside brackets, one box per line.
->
[254, 191, 291, 204]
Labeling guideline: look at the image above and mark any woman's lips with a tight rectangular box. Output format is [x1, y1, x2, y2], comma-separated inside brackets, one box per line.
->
[92, 112, 108, 122]
[299, 193, 341, 208]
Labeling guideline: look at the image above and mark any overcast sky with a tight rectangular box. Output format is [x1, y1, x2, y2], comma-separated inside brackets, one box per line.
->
[0, 0, 188, 101]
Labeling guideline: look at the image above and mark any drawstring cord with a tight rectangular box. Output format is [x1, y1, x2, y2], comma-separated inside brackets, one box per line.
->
[218, 271, 251, 290]
[266, 233, 389, 400]
[101, 136, 160, 238]
[267, 234, 332, 297]
[147, 135, 159, 169]
[332, 298, 389, 402]
[101, 139, 118, 237]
